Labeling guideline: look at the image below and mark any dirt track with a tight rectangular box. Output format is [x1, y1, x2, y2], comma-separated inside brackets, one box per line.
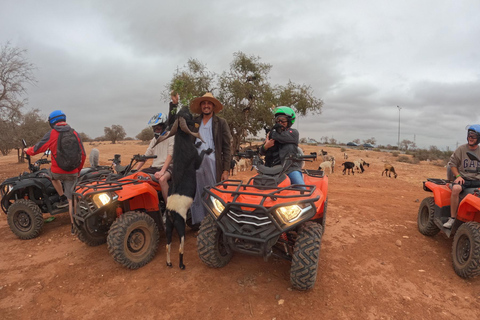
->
[1, 142, 480, 320]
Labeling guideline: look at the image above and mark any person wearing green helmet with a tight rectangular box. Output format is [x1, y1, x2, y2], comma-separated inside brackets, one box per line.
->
[260, 106, 304, 186]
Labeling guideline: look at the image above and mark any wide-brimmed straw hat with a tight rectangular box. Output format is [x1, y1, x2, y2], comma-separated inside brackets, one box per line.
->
[189, 92, 224, 114]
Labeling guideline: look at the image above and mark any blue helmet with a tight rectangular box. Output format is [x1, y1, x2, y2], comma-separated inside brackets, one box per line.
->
[147, 113, 167, 128]
[48, 110, 66, 127]
[467, 124, 480, 145]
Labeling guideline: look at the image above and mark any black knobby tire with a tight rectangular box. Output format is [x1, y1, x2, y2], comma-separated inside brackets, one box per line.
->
[290, 221, 323, 291]
[452, 222, 480, 278]
[197, 215, 233, 268]
[75, 216, 108, 247]
[7, 199, 44, 240]
[107, 211, 160, 269]
[417, 197, 440, 236]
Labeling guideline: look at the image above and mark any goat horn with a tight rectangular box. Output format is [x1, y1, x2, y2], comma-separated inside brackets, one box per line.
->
[179, 117, 205, 143]
[152, 119, 178, 147]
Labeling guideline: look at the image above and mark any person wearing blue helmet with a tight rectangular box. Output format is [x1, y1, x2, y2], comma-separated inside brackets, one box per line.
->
[135, 111, 174, 204]
[444, 124, 480, 228]
[24, 110, 86, 235]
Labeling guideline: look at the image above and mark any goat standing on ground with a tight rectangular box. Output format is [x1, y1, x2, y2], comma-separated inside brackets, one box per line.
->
[154, 106, 211, 269]
[382, 164, 397, 178]
[318, 161, 333, 174]
[341, 162, 355, 175]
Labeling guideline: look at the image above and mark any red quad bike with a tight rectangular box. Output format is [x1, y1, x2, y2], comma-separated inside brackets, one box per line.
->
[73, 154, 166, 270]
[418, 151, 480, 278]
[197, 151, 328, 290]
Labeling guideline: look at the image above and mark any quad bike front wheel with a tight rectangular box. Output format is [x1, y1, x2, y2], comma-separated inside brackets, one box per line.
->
[107, 211, 160, 269]
[7, 199, 44, 240]
[74, 215, 108, 246]
[197, 215, 233, 268]
[417, 197, 440, 236]
[290, 221, 323, 290]
[452, 222, 480, 278]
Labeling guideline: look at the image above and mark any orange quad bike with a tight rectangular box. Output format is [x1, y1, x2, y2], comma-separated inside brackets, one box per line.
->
[417, 151, 480, 278]
[197, 151, 328, 290]
[73, 154, 166, 269]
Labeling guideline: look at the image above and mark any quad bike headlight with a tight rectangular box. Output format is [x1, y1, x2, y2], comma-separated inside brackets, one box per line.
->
[92, 192, 116, 208]
[275, 204, 312, 224]
[1, 184, 13, 196]
[210, 196, 225, 217]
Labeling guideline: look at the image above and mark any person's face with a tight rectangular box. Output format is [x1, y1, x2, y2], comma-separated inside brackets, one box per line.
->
[201, 100, 214, 115]
[275, 115, 288, 128]
[153, 124, 165, 133]
[467, 131, 478, 146]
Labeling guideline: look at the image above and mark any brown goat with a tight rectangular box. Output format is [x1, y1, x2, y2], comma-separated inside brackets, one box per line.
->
[382, 164, 397, 178]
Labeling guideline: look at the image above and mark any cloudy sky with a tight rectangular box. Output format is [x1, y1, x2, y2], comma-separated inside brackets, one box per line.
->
[2, 0, 480, 150]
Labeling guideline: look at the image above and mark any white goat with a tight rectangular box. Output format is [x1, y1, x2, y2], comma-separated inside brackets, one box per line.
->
[318, 161, 333, 174]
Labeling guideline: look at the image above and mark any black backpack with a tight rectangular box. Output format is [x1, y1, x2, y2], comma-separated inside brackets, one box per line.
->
[55, 129, 82, 171]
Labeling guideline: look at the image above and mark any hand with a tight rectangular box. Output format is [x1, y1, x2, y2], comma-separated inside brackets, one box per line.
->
[264, 135, 275, 150]
[454, 176, 465, 185]
[221, 170, 229, 181]
[171, 93, 179, 105]
[154, 171, 165, 180]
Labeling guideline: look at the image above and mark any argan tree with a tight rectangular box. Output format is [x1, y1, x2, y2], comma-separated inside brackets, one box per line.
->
[166, 52, 324, 153]
[0, 42, 36, 155]
[104, 125, 126, 144]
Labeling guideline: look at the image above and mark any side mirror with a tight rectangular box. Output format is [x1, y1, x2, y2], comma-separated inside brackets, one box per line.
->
[22, 139, 27, 148]
[466, 151, 480, 162]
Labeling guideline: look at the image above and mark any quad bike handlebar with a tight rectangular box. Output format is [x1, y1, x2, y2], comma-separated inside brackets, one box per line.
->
[21, 139, 51, 173]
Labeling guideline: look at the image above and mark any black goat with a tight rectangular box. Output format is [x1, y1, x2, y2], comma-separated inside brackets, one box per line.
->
[341, 162, 355, 175]
[310, 152, 317, 161]
[154, 106, 211, 269]
[230, 159, 237, 175]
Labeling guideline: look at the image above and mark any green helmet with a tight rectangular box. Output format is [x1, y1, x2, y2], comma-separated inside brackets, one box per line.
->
[274, 106, 296, 126]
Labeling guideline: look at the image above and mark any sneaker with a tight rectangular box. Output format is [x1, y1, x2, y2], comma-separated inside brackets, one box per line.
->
[443, 218, 455, 229]
[56, 195, 69, 209]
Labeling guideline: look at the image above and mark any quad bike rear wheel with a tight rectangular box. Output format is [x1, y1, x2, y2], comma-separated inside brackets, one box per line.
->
[197, 215, 233, 268]
[417, 197, 440, 236]
[452, 222, 480, 278]
[107, 211, 160, 269]
[7, 199, 44, 240]
[290, 221, 323, 290]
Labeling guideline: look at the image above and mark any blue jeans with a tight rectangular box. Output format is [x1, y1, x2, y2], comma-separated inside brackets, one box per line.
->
[287, 170, 305, 187]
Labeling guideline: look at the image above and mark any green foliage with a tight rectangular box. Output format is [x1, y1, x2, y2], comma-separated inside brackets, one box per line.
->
[136, 127, 154, 142]
[104, 125, 126, 144]
[166, 52, 324, 153]
[412, 146, 452, 161]
[78, 132, 91, 142]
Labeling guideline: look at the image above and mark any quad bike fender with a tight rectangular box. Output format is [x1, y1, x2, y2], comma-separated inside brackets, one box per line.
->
[303, 174, 328, 218]
[1, 178, 54, 214]
[116, 182, 160, 212]
[456, 194, 480, 223]
[424, 180, 451, 208]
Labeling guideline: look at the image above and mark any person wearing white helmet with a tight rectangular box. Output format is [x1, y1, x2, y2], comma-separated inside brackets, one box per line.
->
[444, 124, 480, 228]
[136, 112, 174, 204]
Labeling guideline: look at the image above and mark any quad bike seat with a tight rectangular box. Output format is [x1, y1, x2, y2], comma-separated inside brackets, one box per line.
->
[251, 173, 288, 188]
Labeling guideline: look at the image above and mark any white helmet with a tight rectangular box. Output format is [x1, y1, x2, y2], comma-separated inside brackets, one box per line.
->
[147, 113, 167, 127]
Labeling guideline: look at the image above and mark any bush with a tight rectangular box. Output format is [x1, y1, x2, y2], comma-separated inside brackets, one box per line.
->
[392, 151, 399, 157]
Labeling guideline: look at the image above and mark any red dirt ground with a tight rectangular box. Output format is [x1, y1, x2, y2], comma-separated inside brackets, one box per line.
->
[1, 141, 479, 320]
